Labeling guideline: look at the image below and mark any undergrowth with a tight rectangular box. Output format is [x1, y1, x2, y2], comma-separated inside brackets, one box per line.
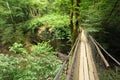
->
[0, 42, 62, 80]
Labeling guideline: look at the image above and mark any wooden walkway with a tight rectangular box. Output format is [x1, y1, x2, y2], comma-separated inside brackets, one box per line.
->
[66, 30, 99, 80]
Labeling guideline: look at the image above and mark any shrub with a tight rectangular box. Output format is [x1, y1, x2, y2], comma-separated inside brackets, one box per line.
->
[32, 42, 54, 55]
[0, 52, 61, 80]
[9, 43, 27, 54]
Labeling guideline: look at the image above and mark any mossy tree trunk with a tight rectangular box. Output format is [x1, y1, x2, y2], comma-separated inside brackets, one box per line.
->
[70, 0, 80, 44]
[70, 0, 74, 36]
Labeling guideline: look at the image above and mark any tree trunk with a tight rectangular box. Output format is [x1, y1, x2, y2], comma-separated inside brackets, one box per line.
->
[72, 0, 80, 44]
[70, 0, 74, 36]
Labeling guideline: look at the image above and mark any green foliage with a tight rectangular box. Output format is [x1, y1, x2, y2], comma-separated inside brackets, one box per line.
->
[23, 17, 43, 32]
[24, 14, 69, 29]
[32, 42, 53, 55]
[1, 26, 14, 45]
[1, 24, 24, 47]
[53, 26, 70, 40]
[80, 2, 103, 32]
[0, 0, 47, 46]
[99, 67, 120, 80]
[39, 14, 69, 27]
[9, 43, 27, 54]
[0, 51, 61, 80]
[39, 14, 70, 40]
[0, 0, 70, 47]
[23, 14, 70, 40]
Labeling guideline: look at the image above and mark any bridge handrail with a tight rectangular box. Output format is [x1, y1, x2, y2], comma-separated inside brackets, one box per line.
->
[53, 32, 81, 80]
[89, 35, 110, 68]
[90, 35, 120, 66]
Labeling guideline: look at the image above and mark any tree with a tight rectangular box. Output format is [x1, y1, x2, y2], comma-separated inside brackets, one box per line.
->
[70, 0, 81, 44]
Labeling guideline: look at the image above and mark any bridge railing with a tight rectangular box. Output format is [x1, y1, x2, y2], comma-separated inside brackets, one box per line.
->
[88, 33, 120, 80]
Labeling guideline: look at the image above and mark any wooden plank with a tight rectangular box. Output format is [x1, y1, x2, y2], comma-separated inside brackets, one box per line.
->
[66, 36, 80, 80]
[87, 41, 99, 80]
[72, 37, 81, 80]
[83, 30, 99, 80]
[85, 42, 95, 80]
[79, 42, 85, 80]
[74, 44, 81, 80]
[82, 30, 94, 80]
[84, 42, 90, 80]
[83, 30, 95, 80]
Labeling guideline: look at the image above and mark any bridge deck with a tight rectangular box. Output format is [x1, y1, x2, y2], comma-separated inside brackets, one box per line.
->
[67, 30, 99, 80]
[79, 30, 99, 80]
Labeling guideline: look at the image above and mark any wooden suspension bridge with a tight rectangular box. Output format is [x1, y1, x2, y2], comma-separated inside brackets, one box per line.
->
[53, 29, 120, 80]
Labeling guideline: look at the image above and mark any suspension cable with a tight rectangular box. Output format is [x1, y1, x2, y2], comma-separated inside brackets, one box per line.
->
[90, 35, 120, 66]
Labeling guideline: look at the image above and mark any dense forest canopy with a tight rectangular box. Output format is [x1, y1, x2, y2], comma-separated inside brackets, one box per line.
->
[0, 0, 120, 79]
